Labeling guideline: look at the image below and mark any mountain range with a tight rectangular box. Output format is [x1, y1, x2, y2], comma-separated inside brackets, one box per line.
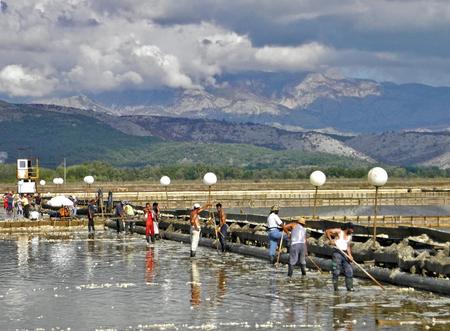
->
[37, 72, 450, 134]
[1, 72, 449, 169]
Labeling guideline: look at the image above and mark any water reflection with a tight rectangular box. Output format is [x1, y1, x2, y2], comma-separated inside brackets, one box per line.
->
[190, 261, 201, 307]
[0, 232, 449, 330]
[332, 295, 354, 331]
[145, 247, 155, 284]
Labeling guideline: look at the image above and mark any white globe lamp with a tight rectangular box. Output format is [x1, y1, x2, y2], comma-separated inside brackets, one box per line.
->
[310, 170, 327, 187]
[203, 172, 217, 186]
[368, 167, 388, 187]
[39, 180, 46, 186]
[83, 175, 95, 185]
[160, 176, 171, 186]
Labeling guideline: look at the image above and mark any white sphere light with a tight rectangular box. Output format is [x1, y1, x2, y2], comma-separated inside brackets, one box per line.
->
[160, 175, 171, 186]
[53, 178, 63, 185]
[310, 170, 327, 187]
[39, 180, 46, 186]
[84, 175, 95, 185]
[368, 167, 388, 187]
[203, 172, 217, 186]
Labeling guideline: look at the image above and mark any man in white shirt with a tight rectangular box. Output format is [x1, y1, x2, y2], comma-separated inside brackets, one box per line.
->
[325, 222, 355, 291]
[266, 205, 288, 264]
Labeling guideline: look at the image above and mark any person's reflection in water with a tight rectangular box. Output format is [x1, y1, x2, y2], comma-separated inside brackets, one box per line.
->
[268, 277, 284, 321]
[332, 295, 354, 331]
[216, 267, 227, 303]
[87, 237, 95, 253]
[191, 261, 201, 307]
[145, 247, 155, 284]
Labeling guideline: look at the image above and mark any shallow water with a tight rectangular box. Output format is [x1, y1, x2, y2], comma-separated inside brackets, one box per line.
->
[1, 231, 450, 330]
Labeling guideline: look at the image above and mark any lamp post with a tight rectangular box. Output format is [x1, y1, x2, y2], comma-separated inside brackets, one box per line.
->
[309, 170, 326, 220]
[83, 175, 95, 214]
[160, 176, 171, 210]
[368, 167, 388, 243]
[203, 172, 218, 248]
[83, 176, 94, 199]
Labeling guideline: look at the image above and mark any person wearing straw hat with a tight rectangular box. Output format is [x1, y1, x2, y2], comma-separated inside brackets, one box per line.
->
[266, 205, 288, 265]
[325, 222, 355, 291]
[284, 217, 308, 277]
[190, 202, 211, 257]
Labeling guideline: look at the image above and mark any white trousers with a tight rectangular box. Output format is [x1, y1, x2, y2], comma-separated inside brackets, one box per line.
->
[154, 221, 159, 234]
[190, 228, 201, 251]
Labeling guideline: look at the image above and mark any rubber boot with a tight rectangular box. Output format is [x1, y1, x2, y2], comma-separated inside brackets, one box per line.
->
[345, 277, 354, 291]
[333, 279, 339, 291]
[300, 264, 306, 276]
[151, 236, 156, 243]
[288, 264, 293, 277]
[190, 250, 196, 257]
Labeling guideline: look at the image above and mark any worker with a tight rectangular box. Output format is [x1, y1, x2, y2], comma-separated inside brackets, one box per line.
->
[266, 205, 288, 264]
[21, 194, 30, 218]
[325, 222, 355, 291]
[152, 202, 160, 240]
[284, 217, 308, 277]
[87, 199, 96, 234]
[145, 203, 155, 243]
[114, 201, 124, 233]
[123, 202, 135, 234]
[216, 203, 228, 252]
[190, 202, 211, 257]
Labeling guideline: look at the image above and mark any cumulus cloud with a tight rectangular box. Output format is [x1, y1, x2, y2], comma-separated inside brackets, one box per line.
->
[0, 0, 450, 98]
[0, 65, 57, 97]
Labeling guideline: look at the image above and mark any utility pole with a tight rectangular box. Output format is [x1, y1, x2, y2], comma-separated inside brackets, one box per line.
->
[63, 158, 67, 184]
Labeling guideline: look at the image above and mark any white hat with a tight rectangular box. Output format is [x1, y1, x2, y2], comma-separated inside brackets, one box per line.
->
[193, 203, 201, 209]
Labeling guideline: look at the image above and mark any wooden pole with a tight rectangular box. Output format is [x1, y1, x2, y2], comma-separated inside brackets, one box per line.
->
[312, 186, 318, 220]
[338, 248, 384, 290]
[276, 224, 284, 267]
[165, 186, 169, 210]
[307, 256, 322, 272]
[373, 186, 379, 243]
[209, 185, 219, 252]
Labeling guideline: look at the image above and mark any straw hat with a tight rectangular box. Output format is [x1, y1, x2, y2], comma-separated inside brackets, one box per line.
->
[296, 217, 306, 225]
[270, 205, 279, 212]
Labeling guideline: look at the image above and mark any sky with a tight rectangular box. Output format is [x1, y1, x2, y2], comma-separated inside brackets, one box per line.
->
[1, 0, 450, 99]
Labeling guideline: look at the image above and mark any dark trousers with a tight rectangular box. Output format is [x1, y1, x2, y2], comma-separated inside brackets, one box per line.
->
[219, 224, 228, 252]
[24, 205, 30, 218]
[115, 218, 123, 233]
[332, 251, 353, 280]
[125, 219, 134, 233]
[88, 217, 95, 232]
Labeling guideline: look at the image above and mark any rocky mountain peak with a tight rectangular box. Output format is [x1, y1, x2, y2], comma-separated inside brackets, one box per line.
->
[34, 94, 117, 115]
[280, 73, 381, 109]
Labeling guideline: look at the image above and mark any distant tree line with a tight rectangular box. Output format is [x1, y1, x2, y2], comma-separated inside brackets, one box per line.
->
[0, 161, 449, 183]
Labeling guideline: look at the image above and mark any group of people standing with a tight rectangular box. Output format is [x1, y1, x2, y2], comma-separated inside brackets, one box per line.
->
[189, 202, 228, 257]
[266, 205, 355, 291]
[2, 192, 41, 219]
[113, 200, 161, 243]
[188, 202, 355, 292]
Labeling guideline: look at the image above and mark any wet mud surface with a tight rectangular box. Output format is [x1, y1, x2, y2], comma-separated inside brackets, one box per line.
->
[1, 231, 450, 330]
